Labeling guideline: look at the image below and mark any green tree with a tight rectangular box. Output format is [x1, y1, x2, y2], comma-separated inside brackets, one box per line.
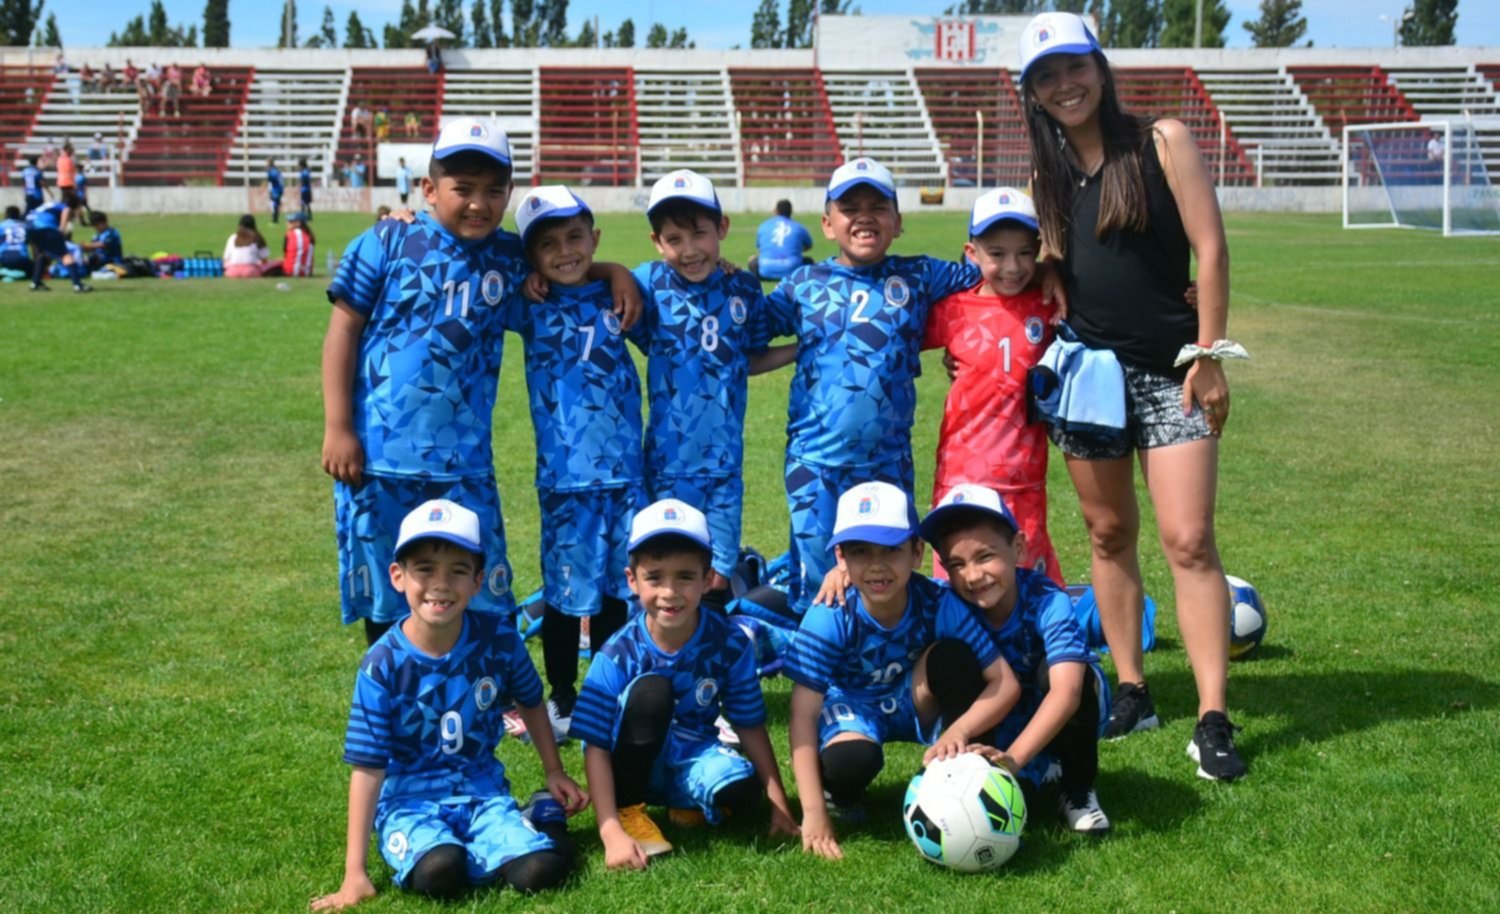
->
[345, 10, 375, 48]
[820, 0, 855, 12]
[645, 21, 668, 48]
[109, 1, 196, 46]
[945, 1, 1041, 12]
[1, 0, 47, 47]
[669, 27, 691, 48]
[278, 0, 297, 47]
[1101, 0, 1159, 47]
[785, 0, 814, 48]
[490, 0, 508, 46]
[471, 0, 492, 47]
[383, 0, 418, 48]
[1398, 0, 1456, 46]
[1160, 0, 1229, 47]
[574, 17, 595, 48]
[511, 0, 536, 45]
[202, 0, 229, 47]
[613, 16, 633, 47]
[1242, 0, 1306, 47]
[434, 0, 465, 46]
[36, 9, 58, 45]
[750, 0, 781, 48]
[537, 0, 566, 46]
[304, 5, 337, 47]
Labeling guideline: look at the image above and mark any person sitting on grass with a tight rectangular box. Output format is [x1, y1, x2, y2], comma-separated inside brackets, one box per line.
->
[1, 205, 35, 279]
[283, 211, 315, 278]
[571, 499, 798, 869]
[81, 211, 123, 272]
[311, 499, 587, 911]
[223, 214, 276, 278]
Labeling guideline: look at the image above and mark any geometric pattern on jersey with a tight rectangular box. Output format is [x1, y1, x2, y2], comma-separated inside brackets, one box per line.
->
[629, 262, 772, 480]
[341, 611, 544, 804]
[334, 474, 515, 625]
[1, 218, 27, 256]
[765, 255, 979, 470]
[642, 727, 755, 823]
[815, 672, 930, 748]
[930, 483, 1063, 587]
[784, 455, 912, 615]
[536, 485, 642, 617]
[925, 284, 1055, 491]
[783, 572, 1000, 710]
[647, 473, 744, 577]
[507, 280, 644, 490]
[570, 608, 766, 752]
[326, 212, 526, 480]
[376, 793, 553, 888]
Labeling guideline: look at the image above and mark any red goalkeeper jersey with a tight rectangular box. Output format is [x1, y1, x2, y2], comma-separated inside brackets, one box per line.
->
[924, 283, 1054, 493]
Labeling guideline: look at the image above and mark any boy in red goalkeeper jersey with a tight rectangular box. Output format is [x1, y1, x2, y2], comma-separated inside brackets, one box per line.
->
[924, 188, 1062, 585]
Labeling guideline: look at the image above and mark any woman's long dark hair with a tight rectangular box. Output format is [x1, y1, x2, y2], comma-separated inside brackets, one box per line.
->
[1021, 49, 1155, 259]
[234, 213, 266, 248]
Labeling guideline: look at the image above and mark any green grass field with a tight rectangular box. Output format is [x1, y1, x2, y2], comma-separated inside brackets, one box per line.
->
[2, 210, 1497, 913]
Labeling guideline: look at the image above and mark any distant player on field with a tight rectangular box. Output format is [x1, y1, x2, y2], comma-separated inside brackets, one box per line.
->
[749, 199, 813, 282]
[298, 157, 314, 221]
[266, 158, 284, 223]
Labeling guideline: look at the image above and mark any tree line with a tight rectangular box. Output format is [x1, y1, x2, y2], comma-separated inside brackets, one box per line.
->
[0, 0, 1463, 51]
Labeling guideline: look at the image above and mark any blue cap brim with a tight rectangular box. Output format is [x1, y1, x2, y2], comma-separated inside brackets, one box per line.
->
[395, 531, 483, 559]
[628, 528, 713, 553]
[432, 142, 512, 166]
[827, 177, 897, 202]
[1021, 41, 1101, 83]
[916, 503, 1018, 546]
[971, 213, 1039, 236]
[519, 203, 589, 245]
[829, 525, 916, 552]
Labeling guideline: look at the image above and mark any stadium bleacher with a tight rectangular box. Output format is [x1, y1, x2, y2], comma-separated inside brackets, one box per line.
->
[442, 67, 538, 183]
[912, 68, 1030, 188]
[1196, 68, 1341, 184]
[538, 66, 639, 186]
[124, 65, 253, 186]
[1387, 66, 1500, 176]
[821, 69, 945, 186]
[635, 68, 740, 187]
[0, 66, 53, 176]
[729, 68, 843, 185]
[1115, 67, 1256, 185]
[336, 68, 443, 182]
[223, 67, 346, 187]
[11, 68, 138, 185]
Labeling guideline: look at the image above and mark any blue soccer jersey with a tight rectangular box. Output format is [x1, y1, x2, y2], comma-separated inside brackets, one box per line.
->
[0, 218, 26, 256]
[93, 226, 123, 264]
[327, 212, 524, 480]
[784, 573, 1000, 705]
[766, 255, 978, 470]
[341, 612, 544, 803]
[267, 166, 283, 199]
[508, 280, 644, 491]
[571, 609, 766, 751]
[299, 167, 312, 195]
[629, 262, 771, 480]
[23, 165, 44, 198]
[972, 568, 1094, 701]
[27, 201, 67, 231]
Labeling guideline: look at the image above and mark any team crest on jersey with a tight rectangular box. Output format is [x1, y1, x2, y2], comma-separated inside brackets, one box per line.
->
[602, 311, 623, 335]
[428, 506, 451, 524]
[1025, 316, 1045, 344]
[488, 564, 510, 597]
[474, 676, 498, 710]
[884, 276, 911, 307]
[480, 270, 506, 305]
[729, 296, 748, 325]
[695, 678, 719, 706]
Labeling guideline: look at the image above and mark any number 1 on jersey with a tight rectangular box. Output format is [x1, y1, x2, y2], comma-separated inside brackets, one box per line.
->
[442, 279, 472, 319]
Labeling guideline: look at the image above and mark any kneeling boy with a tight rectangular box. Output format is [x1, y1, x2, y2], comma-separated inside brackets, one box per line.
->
[313, 500, 587, 911]
[920, 484, 1111, 834]
[571, 500, 798, 870]
[784, 482, 1020, 859]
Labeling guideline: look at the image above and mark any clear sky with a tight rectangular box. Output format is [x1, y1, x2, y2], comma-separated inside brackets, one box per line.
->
[37, 0, 1500, 52]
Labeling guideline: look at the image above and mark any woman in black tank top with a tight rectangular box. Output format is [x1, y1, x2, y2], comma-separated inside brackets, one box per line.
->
[1017, 13, 1245, 781]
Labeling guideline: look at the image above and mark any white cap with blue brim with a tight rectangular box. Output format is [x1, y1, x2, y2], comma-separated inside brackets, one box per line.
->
[970, 187, 1039, 237]
[826, 157, 897, 202]
[829, 482, 920, 551]
[647, 169, 722, 219]
[628, 499, 713, 553]
[514, 185, 592, 246]
[432, 116, 512, 166]
[1019, 13, 1103, 84]
[395, 499, 483, 559]
[917, 484, 1020, 546]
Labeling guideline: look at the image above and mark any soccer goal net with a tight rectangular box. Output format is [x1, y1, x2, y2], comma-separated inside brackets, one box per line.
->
[1343, 118, 1500, 236]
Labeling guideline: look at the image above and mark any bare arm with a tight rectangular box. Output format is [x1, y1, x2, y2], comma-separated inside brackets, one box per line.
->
[748, 342, 798, 375]
[789, 684, 842, 859]
[310, 766, 383, 911]
[925, 652, 1021, 763]
[321, 302, 368, 485]
[732, 723, 799, 837]
[585, 261, 643, 331]
[584, 744, 648, 870]
[516, 701, 588, 814]
[1001, 661, 1084, 772]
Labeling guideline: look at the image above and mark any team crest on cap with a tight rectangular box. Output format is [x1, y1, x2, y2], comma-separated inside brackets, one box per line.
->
[952, 491, 968, 504]
[528, 196, 544, 211]
[1025, 316, 1045, 344]
[730, 296, 748, 324]
[1036, 27, 1051, 43]
[469, 124, 486, 138]
[663, 506, 679, 521]
[855, 160, 870, 171]
[999, 192, 1012, 204]
[428, 506, 451, 523]
[673, 176, 688, 188]
[858, 494, 878, 515]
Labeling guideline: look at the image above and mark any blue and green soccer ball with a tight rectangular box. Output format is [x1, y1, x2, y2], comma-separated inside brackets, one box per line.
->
[902, 753, 1026, 873]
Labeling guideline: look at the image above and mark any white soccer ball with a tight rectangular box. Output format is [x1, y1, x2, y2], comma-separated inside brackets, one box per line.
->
[1226, 574, 1267, 660]
[901, 753, 1026, 873]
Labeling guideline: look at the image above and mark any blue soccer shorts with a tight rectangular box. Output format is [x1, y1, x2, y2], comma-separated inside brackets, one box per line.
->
[333, 474, 515, 625]
[537, 484, 644, 617]
[815, 677, 938, 750]
[993, 660, 1111, 787]
[647, 474, 744, 578]
[28, 227, 67, 259]
[644, 729, 756, 824]
[784, 455, 914, 614]
[375, 793, 553, 888]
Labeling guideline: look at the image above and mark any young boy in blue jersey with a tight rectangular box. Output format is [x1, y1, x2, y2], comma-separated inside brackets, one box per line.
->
[323, 118, 526, 646]
[509, 185, 646, 742]
[266, 158, 284, 223]
[765, 157, 983, 616]
[571, 500, 798, 869]
[82, 211, 122, 271]
[630, 170, 789, 608]
[1, 206, 34, 279]
[919, 484, 1112, 834]
[22, 155, 49, 214]
[298, 157, 313, 221]
[784, 481, 1020, 859]
[25, 198, 90, 293]
[312, 499, 587, 911]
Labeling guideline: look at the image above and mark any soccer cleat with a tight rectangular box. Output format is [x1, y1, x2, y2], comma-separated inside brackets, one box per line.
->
[823, 793, 867, 825]
[1187, 711, 1247, 781]
[1058, 787, 1112, 834]
[667, 807, 708, 828]
[520, 790, 567, 829]
[546, 695, 574, 744]
[29, 282, 49, 291]
[73, 283, 93, 293]
[502, 707, 532, 745]
[1102, 681, 1160, 740]
[617, 804, 673, 857]
[715, 714, 741, 747]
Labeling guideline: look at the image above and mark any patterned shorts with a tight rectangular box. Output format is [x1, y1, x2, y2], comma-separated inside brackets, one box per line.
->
[376, 793, 553, 888]
[784, 455, 914, 614]
[537, 485, 645, 616]
[1049, 363, 1213, 461]
[648, 474, 744, 578]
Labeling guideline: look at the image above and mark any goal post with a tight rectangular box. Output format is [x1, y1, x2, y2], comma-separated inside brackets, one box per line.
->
[1343, 118, 1500, 237]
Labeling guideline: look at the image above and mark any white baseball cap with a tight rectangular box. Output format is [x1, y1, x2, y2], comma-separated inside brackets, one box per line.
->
[647, 169, 722, 219]
[1019, 13, 1102, 84]
[432, 116, 512, 166]
[969, 187, 1039, 236]
[394, 499, 483, 559]
[829, 482, 920, 551]
[917, 484, 1020, 545]
[514, 185, 592, 246]
[628, 499, 713, 552]
[826, 157, 896, 202]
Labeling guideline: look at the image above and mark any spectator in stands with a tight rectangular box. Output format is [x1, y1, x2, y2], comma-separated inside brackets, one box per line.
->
[146, 61, 162, 85]
[223, 214, 278, 278]
[191, 63, 213, 98]
[1, 205, 34, 279]
[395, 157, 413, 206]
[161, 65, 183, 117]
[425, 41, 443, 75]
[749, 199, 813, 282]
[55, 144, 78, 209]
[80, 63, 97, 93]
[283, 211, 315, 277]
[351, 154, 368, 188]
[403, 111, 421, 138]
[88, 132, 108, 161]
[1017, 13, 1245, 781]
[134, 63, 155, 108]
[374, 108, 391, 142]
[100, 62, 116, 93]
[82, 211, 123, 271]
[351, 104, 369, 139]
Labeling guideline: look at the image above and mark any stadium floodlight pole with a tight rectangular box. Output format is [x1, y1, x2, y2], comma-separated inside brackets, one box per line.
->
[1195, 0, 1204, 48]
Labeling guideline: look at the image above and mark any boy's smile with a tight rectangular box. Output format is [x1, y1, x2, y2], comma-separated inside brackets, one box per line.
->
[939, 526, 1026, 621]
[628, 553, 709, 648]
[837, 539, 922, 618]
[530, 216, 600, 287]
[823, 186, 901, 268]
[652, 214, 728, 283]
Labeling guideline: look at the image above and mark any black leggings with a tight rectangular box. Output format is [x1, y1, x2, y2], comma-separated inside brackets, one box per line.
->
[542, 596, 627, 702]
[407, 839, 571, 898]
[610, 675, 758, 814]
[1036, 662, 1103, 790]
